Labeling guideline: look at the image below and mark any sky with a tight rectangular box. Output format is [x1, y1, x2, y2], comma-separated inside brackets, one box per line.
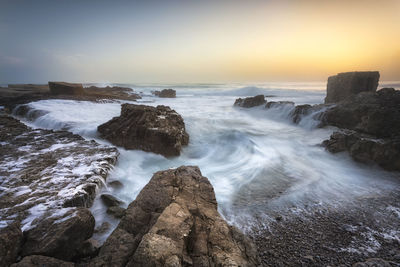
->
[1, 0, 399, 83]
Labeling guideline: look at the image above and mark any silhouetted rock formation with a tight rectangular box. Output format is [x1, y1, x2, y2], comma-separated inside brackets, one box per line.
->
[234, 95, 266, 107]
[48, 82, 85, 95]
[325, 71, 380, 103]
[98, 104, 189, 157]
[92, 166, 259, 267]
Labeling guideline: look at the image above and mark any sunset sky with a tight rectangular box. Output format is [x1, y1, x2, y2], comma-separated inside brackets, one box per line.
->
[1, 0, 399, 83]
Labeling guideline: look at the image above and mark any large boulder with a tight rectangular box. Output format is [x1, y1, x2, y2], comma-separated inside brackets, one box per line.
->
[48, 82, 85, 95]
[21, 208, 95, 261]
[325, 71, 380, 103]
[158, 89, 176, 98]
[321, 88, 400, 139]
[0, 222, 23, 267]
[234, 95, 266, 108]
[98, 104, 189, 157]
[92, 166, 259, 267]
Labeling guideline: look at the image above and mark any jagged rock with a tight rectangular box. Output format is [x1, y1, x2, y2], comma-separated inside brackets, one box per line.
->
[158, 89, 176, 98]
[323, 130, 400, 171]
[265, 101, 295, 109]
[0, 114, 118, 232]
[94, 222, 111, 234]
[0, 222, 23, 267]
[48, 82, 85, 95]
[21, 208, 95, 261]
[76, 238, 101, 259]
[107, 206, 126, 219]
[11, 255, 74, 267]
[92, 166, 259, 267]
[352, 258, 392, 267]
[234, 95, 266, 108]
[100, 193, 124, 207]
[325, 71, 380, 103]
[98, 104, 189, 157]
[321, 88, 400, 139]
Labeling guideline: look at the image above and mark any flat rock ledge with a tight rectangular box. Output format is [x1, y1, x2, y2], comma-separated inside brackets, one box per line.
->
[92, 166, 259, 267]
[98, 104, 189, 157]
[0, 113, 118, 263]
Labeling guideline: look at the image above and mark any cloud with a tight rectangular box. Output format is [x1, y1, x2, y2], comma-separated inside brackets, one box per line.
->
[0, 55, 25, 66]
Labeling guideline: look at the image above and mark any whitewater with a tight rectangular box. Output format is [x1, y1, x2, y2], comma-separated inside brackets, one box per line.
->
[14, 82, 400, 248]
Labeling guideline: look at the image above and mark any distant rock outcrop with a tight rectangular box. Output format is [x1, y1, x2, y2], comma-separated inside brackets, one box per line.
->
[48, 82, 85, 95]
[92, 166, 259, 267]
[158, 88, 176, 98]
[98, 104, 189, 157]
[234, 95, 266, 108]
[324, 71, 380, 103]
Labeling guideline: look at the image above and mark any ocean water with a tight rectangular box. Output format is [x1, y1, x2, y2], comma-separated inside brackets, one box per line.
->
[15, 82, 400, 242]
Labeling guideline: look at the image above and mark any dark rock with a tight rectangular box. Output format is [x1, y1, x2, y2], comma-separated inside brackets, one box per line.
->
[21, 208, 95, 261]
[322, 130, 400, 171]
[107, 206, 126, 219]
[265, 101, 295, 109]
[234, 95, 266, 108]
[100, 194, 124, 207]
[158, 89, 176, 98]
[107, 180, 123, 189]
[321, 89, 400, 139]
[11, 255, 74, 267]
[0, 222, 23, 267]
[92, 166, 259, 266]
[325, 71, 380, 103]
[98, 104, 189, 157]
[352, 258, 392, 267]
[48, 82, 85, 95]
[75, 238, 100, 259]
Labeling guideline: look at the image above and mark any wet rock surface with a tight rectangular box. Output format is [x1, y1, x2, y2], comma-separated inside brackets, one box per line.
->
[0, 222, 23, 267]
[92, 166, 259, 267]
[11, 255, 74, 267]
[234, 94, 266, 108]
[325, 71, 380, 103]
[98, 103, 189, 157]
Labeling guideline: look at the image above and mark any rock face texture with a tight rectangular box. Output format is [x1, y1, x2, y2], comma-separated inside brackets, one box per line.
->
[0, 222, 23, 267]
[48, 82, 85, 95]
[234, 95, 266, 108]
[98, 104, 189, 157]
[325, 71, 380, 103]
[321, 88, 400, 171]
[21, 208, 95, 261]
[92, 166, 259, 267]
[11, 255, 75, 267]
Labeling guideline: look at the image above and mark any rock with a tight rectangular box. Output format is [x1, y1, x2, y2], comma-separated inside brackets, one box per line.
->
[234, 95, 266, 108]
[48, 82, 85, 95]
[265, 101, 295, 109]
[0, 222, 23, 267]
[325, 71, 380, 103]
[158, 89, 176, 98]
[107, 206, 126, 219]
[107, 180, 123, 189]
[322, 130, 400, 171]
[84, 86, 141, 101]
[76, 238, 100, 259]
[98, 104, 189, 157]
[94, 222, 111, 234]
[321, 89, 400, 139]
[352, 258, 392, 267]
[100, 193, 124, 207]
[11, 255, 74, 267]
[0, 114, 118, 232]
[92, 166, 259, 267]
[21, 208, 95, 261]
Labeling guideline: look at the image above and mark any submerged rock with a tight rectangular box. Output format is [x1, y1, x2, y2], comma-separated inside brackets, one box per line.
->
[0, 222, 23, 266]
[21, 208, 95, 261]
[48, 82, 85, 95]
[92, 166, 259, 266]
[98, 104, 189, 157]
[107, 206, 126, 219]
[100, 193, 124, 207]
[265, 101, 295, 109]
[234, 95, 266, 108]
[325, 71, 380, 103]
